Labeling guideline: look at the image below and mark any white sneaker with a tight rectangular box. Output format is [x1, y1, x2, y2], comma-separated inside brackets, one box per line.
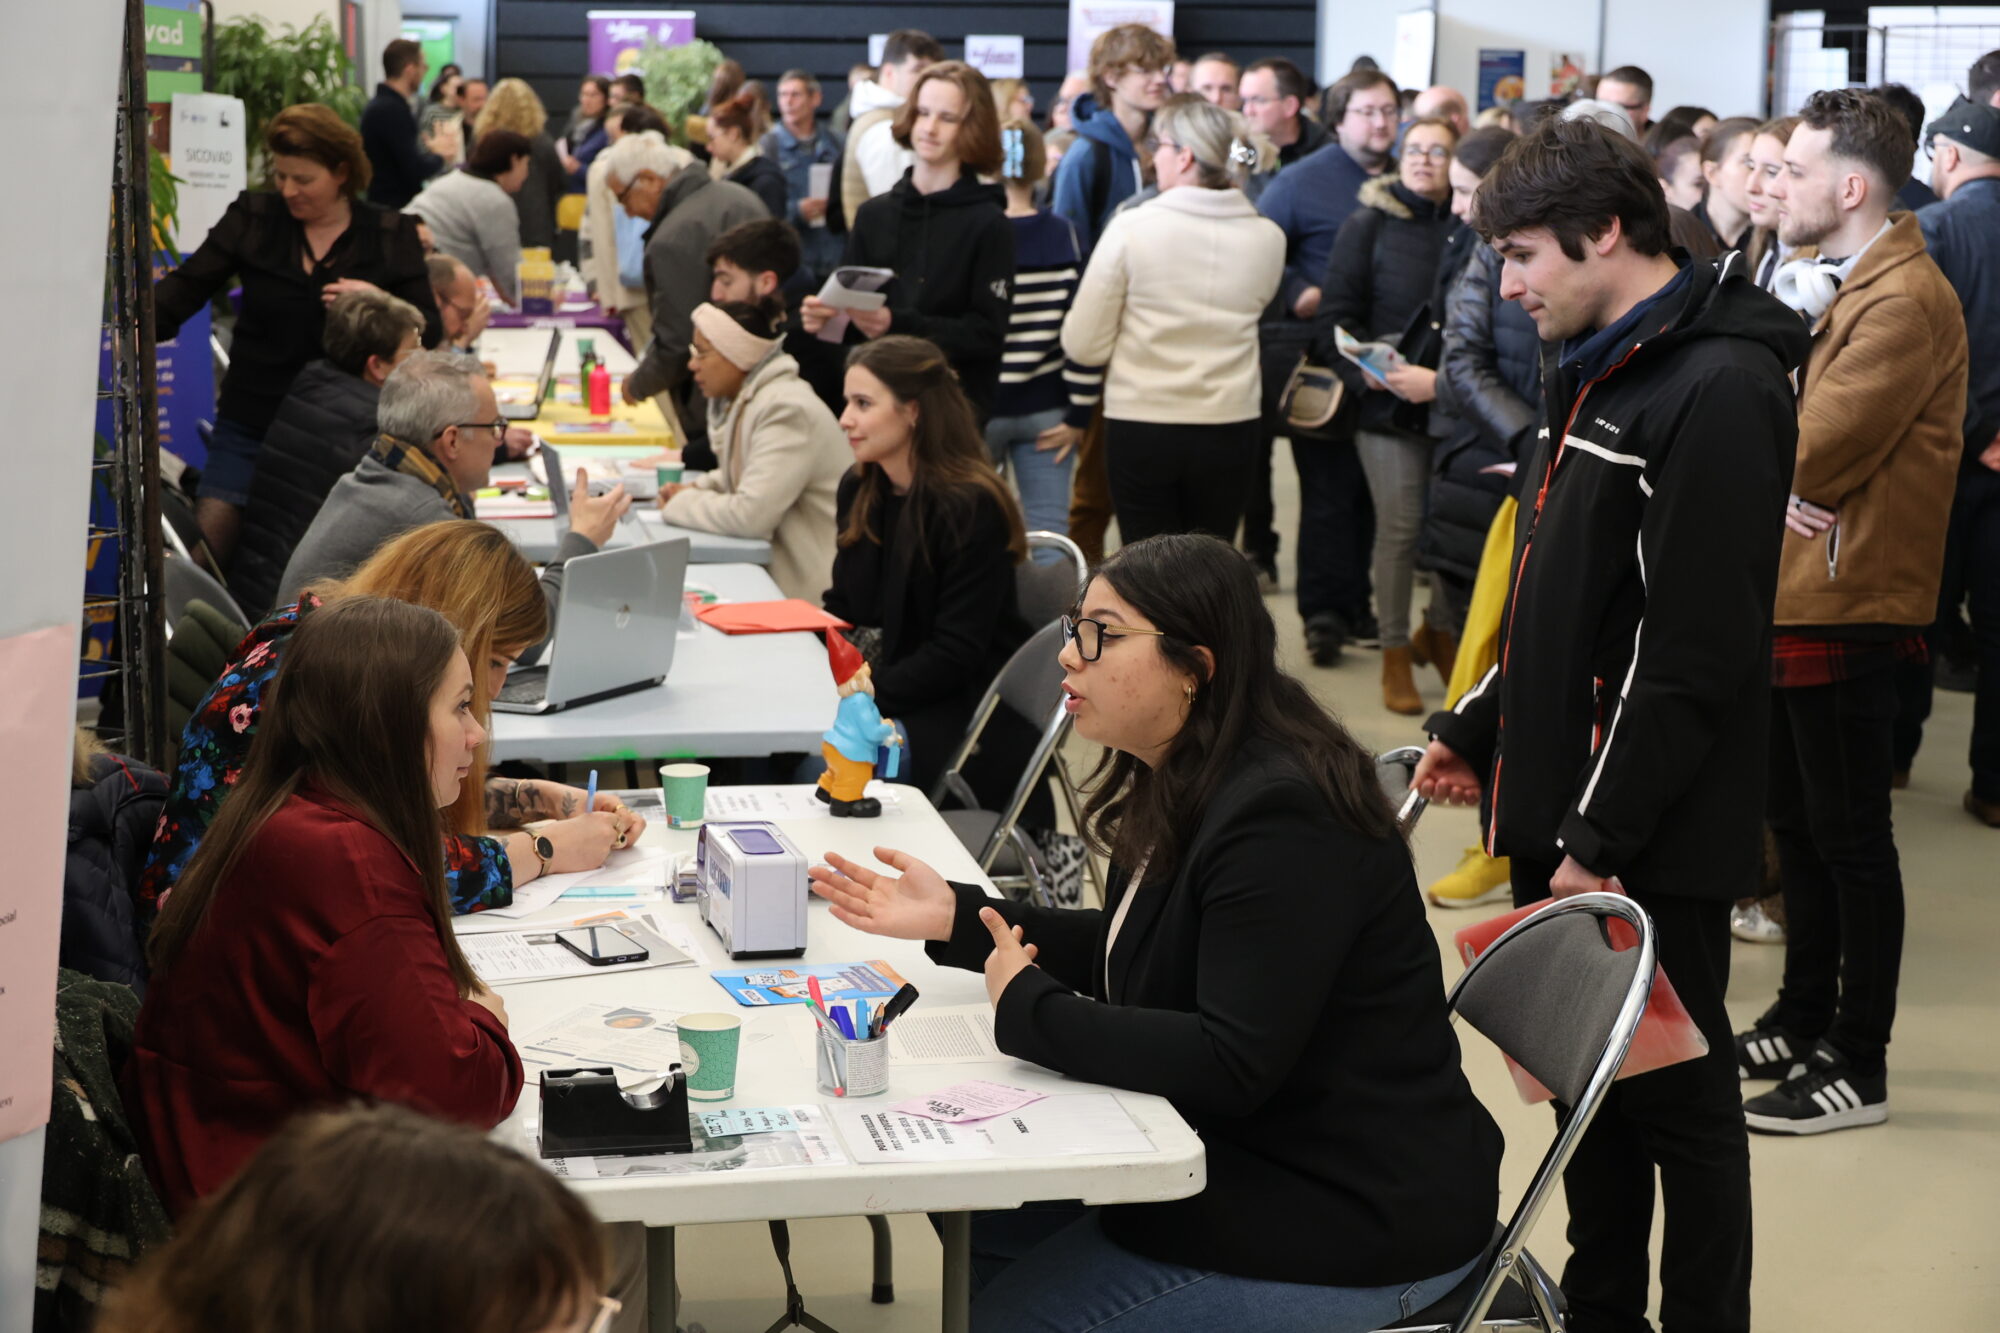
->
[1730, 901, 1784, 944]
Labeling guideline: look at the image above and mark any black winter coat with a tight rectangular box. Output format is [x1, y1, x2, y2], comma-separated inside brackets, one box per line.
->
[1429, 254, 1810, 901]
[725, 154, 790, 220]
[64, 753, 167, 993]
[1422, 241, 1548, 582]
[842, 169, 1015, 420]
[514, 133, 569, 250]
[362, 83, 444, 209]
[230, 361, 382, 621]
[1315, 176, 1458, 434]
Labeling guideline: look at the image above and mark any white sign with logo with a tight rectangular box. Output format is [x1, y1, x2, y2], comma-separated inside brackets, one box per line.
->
[869, 33, 888, 67]
[169, 92, 247, 254]
[1066, 1, 1173, 74]
[965, 35, 1025, 81]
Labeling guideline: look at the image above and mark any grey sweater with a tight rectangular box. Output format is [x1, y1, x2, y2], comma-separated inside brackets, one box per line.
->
[626, 170, 770, 403]
[277, 453, 594, 635]
[409, 169, 523, 304]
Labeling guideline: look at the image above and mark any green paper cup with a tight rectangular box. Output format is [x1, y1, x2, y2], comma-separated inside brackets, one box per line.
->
[656, 463, 685, 486]
[676, 1012, 742, 1102]
[659, 763, 709, 829]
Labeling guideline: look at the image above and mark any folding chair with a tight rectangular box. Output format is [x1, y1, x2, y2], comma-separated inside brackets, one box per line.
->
[162, 547, 249, 632]
[931, 620, 1070, 907]
[1020, 531, 1106, 904]
[1375, 891, 1658, 1332]
[1376, 745, 1430, 834]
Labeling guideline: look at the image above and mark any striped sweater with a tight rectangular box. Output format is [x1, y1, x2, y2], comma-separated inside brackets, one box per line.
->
[995, 210, 1102, 426]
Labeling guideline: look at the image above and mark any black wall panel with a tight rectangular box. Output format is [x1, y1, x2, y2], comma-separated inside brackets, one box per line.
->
[494, 0, 1318, 121]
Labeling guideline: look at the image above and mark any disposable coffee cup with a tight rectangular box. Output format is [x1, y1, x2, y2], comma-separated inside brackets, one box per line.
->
[676, 1012, 742, 1102]
[656, 463, 685, 486]
[659, 763, 709, 829]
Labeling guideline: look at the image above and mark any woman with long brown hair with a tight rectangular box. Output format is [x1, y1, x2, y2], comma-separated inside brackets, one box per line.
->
[1746, 115, 1803, 288]
[823, 335, 1030, 797]
[98, 1104, 612, 1333]
[137, 521, 638, 935]
[125, 598, 526, 1217]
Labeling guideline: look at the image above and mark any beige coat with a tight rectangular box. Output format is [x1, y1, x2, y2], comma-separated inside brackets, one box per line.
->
[661, 350, 849, 601]
[1780, 212, 1968, 628]
[1060, 185, 1284, 424]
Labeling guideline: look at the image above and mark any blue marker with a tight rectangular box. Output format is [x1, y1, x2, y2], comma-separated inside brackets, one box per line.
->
[831, 1004, 856, 1040]
[585, 769, 599, 811]
[854, 999, 870, 1039]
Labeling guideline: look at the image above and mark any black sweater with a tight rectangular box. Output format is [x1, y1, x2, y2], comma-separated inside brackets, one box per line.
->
[1316, 176, 1458, 434]
[726, 154, 790, 220]
[361, 82, 443, 209]
[841, 169, 1015, 420]
[929, 741, 1503, 1286]
[153, 192, 440, 435]
[1429, 254, 1810, 900]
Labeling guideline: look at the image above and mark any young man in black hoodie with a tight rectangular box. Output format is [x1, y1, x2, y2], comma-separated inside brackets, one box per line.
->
[1413, 118, 1810, 1333]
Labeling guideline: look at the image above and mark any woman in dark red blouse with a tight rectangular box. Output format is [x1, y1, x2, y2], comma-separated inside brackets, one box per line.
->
[126, 595, 524, 1217]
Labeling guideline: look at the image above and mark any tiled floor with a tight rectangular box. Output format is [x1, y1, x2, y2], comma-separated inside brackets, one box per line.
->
[667, 451, 1999, 1332]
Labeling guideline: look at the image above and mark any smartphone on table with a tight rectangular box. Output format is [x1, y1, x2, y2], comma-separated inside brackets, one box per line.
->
[553, 925, 649, 966]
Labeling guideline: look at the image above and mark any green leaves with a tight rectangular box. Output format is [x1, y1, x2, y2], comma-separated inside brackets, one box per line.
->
[626, 39, 724, 146]
[209, 13, 364, 173]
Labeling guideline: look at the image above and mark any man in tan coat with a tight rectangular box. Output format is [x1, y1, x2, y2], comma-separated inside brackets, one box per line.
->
[1735, 89, 1968, 1135]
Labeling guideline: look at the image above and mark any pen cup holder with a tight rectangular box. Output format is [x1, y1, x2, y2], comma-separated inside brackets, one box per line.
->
[815, 1026, 889, 1098]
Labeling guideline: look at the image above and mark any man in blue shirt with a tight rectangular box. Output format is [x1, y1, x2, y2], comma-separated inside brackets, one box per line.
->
[1906, 96, 2000, 824]
[1256, 69, 1399, 665]
[762, 70, 845, 283]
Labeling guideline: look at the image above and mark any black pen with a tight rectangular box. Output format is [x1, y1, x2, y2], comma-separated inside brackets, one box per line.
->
[872, 983, 919, 1037]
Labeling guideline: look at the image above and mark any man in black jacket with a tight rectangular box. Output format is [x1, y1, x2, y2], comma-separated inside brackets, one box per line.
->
[1414, 119, 1809, 1333]
[230, 289, 425, 620]
[361, 39, 448, 209]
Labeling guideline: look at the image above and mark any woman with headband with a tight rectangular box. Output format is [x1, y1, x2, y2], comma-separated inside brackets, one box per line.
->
[659, 300, 850, 600]
[1060, 93, 1284, 545]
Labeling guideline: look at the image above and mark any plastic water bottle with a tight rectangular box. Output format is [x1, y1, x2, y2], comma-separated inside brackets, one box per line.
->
[588, 360, 611, 416]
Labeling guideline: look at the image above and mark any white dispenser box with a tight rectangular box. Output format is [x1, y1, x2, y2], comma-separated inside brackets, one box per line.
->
[696, 821, 809, 959]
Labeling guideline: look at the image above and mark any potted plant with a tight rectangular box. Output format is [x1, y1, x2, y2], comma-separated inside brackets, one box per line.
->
[209, 14, 364, 172]
[626, 38, 724, 146]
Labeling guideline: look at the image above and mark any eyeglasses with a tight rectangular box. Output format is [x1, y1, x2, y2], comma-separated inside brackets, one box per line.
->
[436, 418, 507, 438]
[1156, 137, 1186, 153]
[1060, 614, 1170, 662]
[1402, 144, 1451, 162]
[587, 1296, 623, 1333]
[1345, 104, 1400, 123]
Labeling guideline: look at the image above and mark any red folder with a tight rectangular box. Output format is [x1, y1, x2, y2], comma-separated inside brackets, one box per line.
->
[1453, 898, 1710, 1104]
[695, 599, 852, 635]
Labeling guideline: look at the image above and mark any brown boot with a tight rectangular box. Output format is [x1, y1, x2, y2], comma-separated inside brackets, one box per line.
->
[1382, 645, 1424, 715]
[1410, 621, 1459, 687]
[1966, 790, 2000, 828]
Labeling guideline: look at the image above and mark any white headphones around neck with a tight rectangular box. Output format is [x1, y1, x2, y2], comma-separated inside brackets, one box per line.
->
[1772, 257, 1843, 321]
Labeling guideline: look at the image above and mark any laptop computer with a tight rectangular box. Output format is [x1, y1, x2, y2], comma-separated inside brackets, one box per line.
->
[491, 536, 691, 714]
[500, 329, 562, 421]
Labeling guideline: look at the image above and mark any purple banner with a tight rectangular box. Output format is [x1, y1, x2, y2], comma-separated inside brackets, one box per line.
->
[587, 10, 696, 76]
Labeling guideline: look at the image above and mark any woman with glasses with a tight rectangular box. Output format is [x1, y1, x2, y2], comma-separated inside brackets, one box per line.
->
[1059, 94, 1283, 546]
[1313, 115, 1462, 717]
[98, 1104, 616, 1333]
[810, 533, 1503, 1332]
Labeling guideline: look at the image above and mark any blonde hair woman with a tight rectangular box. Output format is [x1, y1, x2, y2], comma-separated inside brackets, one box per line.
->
[1060, 93, 1283, 544]
[472, 77, 567, 251]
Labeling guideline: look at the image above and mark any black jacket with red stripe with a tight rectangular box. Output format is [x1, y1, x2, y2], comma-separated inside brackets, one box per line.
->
[1427, 251, 1809, 900]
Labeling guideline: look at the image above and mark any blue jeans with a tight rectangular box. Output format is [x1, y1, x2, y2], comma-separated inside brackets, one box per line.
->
[969, 1205, 1481, 1333]
[984, 407, 1074, 562]
[199, 415, 265, 506]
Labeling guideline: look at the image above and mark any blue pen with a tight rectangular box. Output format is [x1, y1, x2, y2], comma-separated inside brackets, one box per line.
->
[585, 769, 599, 811]
[854, 999, 870, 1039]
[831, 1004, 856, 1040]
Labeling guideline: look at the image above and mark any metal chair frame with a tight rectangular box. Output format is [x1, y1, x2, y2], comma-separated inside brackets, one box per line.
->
[1377, 891, 1657, 1333]
[1021, 530, 1107, 905]
[1377, 744, 1431, 834]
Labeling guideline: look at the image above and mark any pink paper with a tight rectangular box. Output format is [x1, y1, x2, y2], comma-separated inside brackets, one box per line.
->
[892, 1080, 1047, 1124]
[0, 623, 80, 1144]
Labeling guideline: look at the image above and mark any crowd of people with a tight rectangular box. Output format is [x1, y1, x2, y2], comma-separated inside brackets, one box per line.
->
[43, 24, 2000, 1333]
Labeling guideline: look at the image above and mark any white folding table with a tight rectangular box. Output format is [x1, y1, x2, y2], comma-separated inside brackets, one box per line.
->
[478, 785, 1205, 1332]
[479, 460, 772, 567]
[487, 564, 835, 764]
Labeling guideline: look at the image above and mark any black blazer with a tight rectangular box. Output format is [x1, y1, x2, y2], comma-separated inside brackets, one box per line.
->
[929, 741, 1504, 1287]
[361, 83, 443, 209]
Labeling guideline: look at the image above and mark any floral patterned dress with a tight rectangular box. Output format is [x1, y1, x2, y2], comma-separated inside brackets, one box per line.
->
[135, 595, 513, 930]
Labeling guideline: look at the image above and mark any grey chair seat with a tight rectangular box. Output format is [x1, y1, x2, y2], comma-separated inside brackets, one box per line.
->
[1380, 1258, 1548, 1331]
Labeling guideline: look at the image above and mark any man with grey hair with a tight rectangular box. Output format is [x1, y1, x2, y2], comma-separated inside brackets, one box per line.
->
[277, 350, 629, 615]
[607, 131, 766, 468]
[763, 67, 844, 281]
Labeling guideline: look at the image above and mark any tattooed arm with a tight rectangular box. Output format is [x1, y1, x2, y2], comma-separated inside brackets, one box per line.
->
[483, 778, 586, 829]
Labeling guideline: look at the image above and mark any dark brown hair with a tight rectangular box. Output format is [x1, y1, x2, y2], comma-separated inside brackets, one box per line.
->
[1454, 124, 1517, 178]
[1600, 64, 1654, 100]
[1244, 56, 1309, 106]
[322, 288, 425, 377]
[611, 72, 646, 102]
[382, 38, 424, 81]
[610, 101, 670, 139]
[1700, 116, 1761, 169]
[839, 336, 1026, 563]
[707, 58, 746, 111]
[708, 90, 759, 141]
[265, 103, 371, 197]
[893, 61, 1004, 176]
[706, 218, 801, 279]
[147, 596, 479, 996]
[1320, 69, 1399, 127]
[465, 127, 531, 180]
[1079, 535, 1402, 885]
[1089, 23, 1177, 105]
[1798, 87, 1915, 193]
[1471, 114, 1672, 259]
[881, 28, 944, 71]
[95, 1104, 606, 1333]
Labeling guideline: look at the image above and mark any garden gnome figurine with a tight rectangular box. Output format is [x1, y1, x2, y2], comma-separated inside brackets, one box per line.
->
[817, 632, 902, 817]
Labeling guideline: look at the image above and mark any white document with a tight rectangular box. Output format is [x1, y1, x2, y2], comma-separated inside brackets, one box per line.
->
[832, 1094, 1155, 1163]
[817, 265, 894, 311]
[887, 1004, 1002, 1063]
[706, 783, 898, 822]
[807, 163, 833, 227]
[477, 845, 674, 918]
[517, 1001, 689, 1079]
[459, 911, 688, 984]
[546, 1103, 846, 1177]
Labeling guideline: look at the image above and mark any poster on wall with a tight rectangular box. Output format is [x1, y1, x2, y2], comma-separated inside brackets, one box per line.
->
[402, 18, 457, 93]
[144, 0, 203, 101]
[587, 9, 695, 76]
[1478, 49, 1526, 110]
[965, 35, 1025, 80]
[1390, 7, 1436, 95]
[169, 93, 246, 254]
[1067, 2, 1172, 74]
[1550, 54, 1585, 99]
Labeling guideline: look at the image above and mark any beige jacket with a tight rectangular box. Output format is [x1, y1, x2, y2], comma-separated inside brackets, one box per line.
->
[1780, 212, 1968, 628]
[661, 351, 849, 601]
[1060, 186, 1284, 424]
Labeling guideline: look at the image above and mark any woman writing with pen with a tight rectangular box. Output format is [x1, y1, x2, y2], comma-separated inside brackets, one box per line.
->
[810, 533, 1503, 1332]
